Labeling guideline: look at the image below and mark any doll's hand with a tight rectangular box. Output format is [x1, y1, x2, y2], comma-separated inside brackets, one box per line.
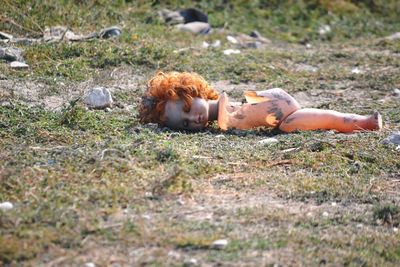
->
[266, 114, 279, 127]
[217, 92, 230, 130]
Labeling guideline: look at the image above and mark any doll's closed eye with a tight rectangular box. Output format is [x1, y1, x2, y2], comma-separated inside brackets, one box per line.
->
[182, 119, 189, 127]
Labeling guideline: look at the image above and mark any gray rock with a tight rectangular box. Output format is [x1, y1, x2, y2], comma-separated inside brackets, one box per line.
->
[176, 22, 211, 35]
[99, 26, 122, 39]
[0, 47, 24, 62]
[382, 132, 400, 150]
[84, 87, 113, 109]
[159, 8, 208, 25]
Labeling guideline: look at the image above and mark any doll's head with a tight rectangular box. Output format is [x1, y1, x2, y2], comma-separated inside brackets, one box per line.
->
[139, 71, 219, 130]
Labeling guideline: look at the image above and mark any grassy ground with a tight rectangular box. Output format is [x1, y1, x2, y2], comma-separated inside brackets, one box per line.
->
[1, 0, 400, 266]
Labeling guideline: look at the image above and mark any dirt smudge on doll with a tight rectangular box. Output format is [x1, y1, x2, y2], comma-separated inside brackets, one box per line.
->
[283, 116, 296, 124]
[343, 115, 358, 124]
[234, 112, 246, 120]
[267, 100, 284, 121]
[270, 92, 293, 106]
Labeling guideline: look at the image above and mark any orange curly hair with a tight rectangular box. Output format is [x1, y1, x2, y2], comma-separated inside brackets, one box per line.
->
[139, 71, 219, 124]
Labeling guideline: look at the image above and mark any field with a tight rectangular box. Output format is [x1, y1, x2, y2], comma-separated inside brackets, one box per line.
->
[1, 1, 400, 266]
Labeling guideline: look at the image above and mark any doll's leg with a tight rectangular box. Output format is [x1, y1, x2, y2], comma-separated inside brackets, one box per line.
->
[279, 108, 382, 133]
[218, 89, 301, 130]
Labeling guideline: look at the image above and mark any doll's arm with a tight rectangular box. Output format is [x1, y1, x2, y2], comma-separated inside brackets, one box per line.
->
[279, 108, 382, 133]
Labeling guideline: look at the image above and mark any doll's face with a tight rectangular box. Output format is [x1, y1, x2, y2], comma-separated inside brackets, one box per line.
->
[164, 97, 209, 130]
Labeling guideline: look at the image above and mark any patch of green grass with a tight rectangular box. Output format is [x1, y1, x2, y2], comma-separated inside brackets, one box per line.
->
[373, 203, 400, 226]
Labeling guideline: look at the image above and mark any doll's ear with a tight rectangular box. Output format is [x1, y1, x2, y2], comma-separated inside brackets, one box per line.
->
[244, 91, 270, 104]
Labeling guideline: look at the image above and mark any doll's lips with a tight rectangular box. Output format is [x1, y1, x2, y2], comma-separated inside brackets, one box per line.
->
[197, 115, 205, 124]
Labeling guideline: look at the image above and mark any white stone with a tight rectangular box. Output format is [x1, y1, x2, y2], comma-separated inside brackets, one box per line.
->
[84, 87, 113, 109]
[202, 41, 209, 48]
[393, 227, 398, 232]
[212, 40, 221, 48]
[84, 262, 96, 267]
[0, 201, 13, 211]
[351, 67, 362, 74]
[356, 223, 363, 228]
[183, 258, 198, 266]
[386, 32, 400, 41]
[212, 239, 228, 249]
[258, 138, 279, 145]
[167, 250, 181, 259]
[223, 49, 240, 55]
[226, 35, 238, 44]
[142, 214, 151, 220]
[393, 88, 400, 98]
[215, 134, 225, 138]
[10, 61, 29, 68]
[177, 198, 185, 205]
[319, 25, 331, 35]
[306, 43, 312, 49]
[322, 211, 329, 217]
[331, 202, 337, 207]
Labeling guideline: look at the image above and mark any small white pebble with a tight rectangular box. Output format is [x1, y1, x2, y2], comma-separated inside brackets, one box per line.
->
[142, 214, 151, 220]
[306, 43, 312, 49]
[351, 67, 362, 74]
[306, 212, 313, 217]
[212, 40, 221, 48]
[215, 134, 225, 138]
[356, 223, 363, 228]
[183, 258, 198, 267]
[10, 61, 29, 68]
[223, 49, 240, 55]
[167, 250, 181, 259]
[322, 211, 329, 217]
[212, 239, 228, 249]
[84, 262, 96, 267]
[226, 35, 238, 44]
[258, 138, 279, 145]
[393, 227, 398, 233]
[202, 41, 209, 48]
[0, 202, 13, 211]
[318, 25, 331, 35]
[177, 198, 185, 205]
[331, 202, 337, 207]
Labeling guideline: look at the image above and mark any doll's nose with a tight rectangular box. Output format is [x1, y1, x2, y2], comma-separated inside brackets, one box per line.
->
[190, 114, 202, 124]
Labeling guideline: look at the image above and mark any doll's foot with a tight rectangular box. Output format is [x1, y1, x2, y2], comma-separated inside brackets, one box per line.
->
[365, 111, 382, 131]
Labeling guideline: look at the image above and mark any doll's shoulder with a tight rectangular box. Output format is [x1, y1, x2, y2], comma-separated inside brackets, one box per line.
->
[244, 88, 292, 104]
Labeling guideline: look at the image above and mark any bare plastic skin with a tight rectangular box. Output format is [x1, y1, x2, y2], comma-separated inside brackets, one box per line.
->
[218, 89, 382, 133]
